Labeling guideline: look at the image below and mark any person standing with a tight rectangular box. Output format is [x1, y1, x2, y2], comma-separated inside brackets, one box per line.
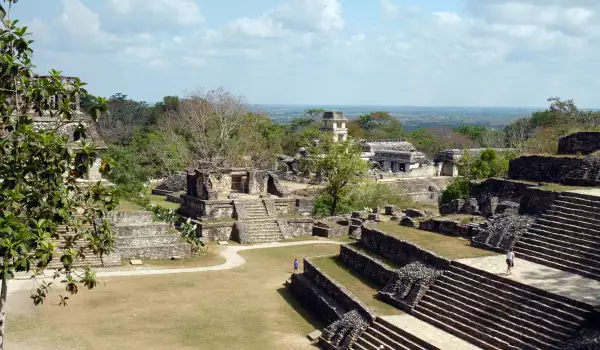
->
[294, 258, 299, 273]
[506, 249, 515, 275]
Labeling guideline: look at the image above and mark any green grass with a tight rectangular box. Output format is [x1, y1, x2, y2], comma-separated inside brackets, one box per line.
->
[147, 192, 180, 210]
[116, 200, 143, 212]
[538, 184, 590, 192]
[6, 244, 341, 350]
[376, 222, 497, 260]
[311, 256, 401, 316]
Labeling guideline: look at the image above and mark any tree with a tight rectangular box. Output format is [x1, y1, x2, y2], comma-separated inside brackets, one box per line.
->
[304, 108, 325, 120]
[0, 2, 116, 347]
[307, 137, 368, 215]
[356, 111, 404, 139]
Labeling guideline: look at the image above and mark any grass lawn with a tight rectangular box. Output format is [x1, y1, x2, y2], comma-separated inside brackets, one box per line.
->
[310, 256, 401, 316]
[376, 222, 497, 260]
[147, 192, 180, 210]
[6, 244, 340, 350]
[116, 199, 143, 212]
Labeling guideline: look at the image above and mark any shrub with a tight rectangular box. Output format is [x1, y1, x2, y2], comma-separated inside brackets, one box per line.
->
[440, 177, 470, 205]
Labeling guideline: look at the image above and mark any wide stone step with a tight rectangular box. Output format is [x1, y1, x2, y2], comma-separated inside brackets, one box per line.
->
[518, 236, 600, 262]
[527, 226, 600, 251]
[114, 224, 171, 237]
[552, 200, 600, 216]
[360, 331, 395, 350]
[426, 283, 570, 342]
[535, 218, 600, 241]
[419, 295, 561, 350]
[559, 193, 600, 207]
[543, 212, 600, 234]
[548, 206, 600, 224]
[355, 336, 381, 350]
[371, 319, 430, 350]
[116, 235, 183, 247]
[449, 264, 589, 321]
[434, 276, 578, 333]
[514, 246, 600, 281]
[412, 307, 507, 350]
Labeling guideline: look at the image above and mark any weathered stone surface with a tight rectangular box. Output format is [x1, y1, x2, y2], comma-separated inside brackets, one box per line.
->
[154, 172, 186, 193]
[130, 259, 143, 265]
[360, 227, 451, 269]
[472, 212, 535, 252]
[479, 196, 498, 217]
[380, 262, 443, 309]
[351, 211, 362, 219]
[400, 216, 417, 227]
[519, 188, 559, 216]
[418, 218, 480, 238]
[384, 205, 394, 215]
[339, 245, 394, 286]
[307, 330, 321, 342]
[321, 310, 369, 349]
[564, 155, 600, 187]
[461, 198, 479, 214]
[558, 132, 600, 155]
[390, 214, 400, 221]
[509, 155, 586, 183]
[367, 213, 380, 221]
[496, 201, 520, 215]
[404, 208, 427, 218]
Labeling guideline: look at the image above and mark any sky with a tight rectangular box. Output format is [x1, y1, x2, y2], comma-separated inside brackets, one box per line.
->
[11, 0, 600, 107]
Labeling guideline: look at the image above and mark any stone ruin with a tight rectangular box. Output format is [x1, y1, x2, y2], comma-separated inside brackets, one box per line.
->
[321, 310, 369, 349]
[558, 131, 600, 155]
[471, 210, 535, 252]
[379, 261, 443, 302]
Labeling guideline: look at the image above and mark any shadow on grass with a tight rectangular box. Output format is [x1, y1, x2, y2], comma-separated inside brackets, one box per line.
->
[276, 284, 327, 332]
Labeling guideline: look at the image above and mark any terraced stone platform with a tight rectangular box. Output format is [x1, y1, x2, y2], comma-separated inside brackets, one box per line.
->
[457, 255, 600, 307]
[514, 190, 600, 280]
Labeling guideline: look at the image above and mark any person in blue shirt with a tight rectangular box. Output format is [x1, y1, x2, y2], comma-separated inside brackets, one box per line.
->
[294, 258, 299, 273]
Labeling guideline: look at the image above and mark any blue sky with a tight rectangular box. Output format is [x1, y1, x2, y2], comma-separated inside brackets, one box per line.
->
[12, 0, 600, 107]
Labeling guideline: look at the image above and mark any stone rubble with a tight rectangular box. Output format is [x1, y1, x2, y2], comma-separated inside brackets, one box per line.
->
[321, 310, 369, 349]
[472, 212, 535, 251]
[380, 262, 443, 300]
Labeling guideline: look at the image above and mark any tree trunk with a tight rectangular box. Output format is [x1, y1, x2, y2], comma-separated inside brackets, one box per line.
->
[330, 195, 337, 216]
[0, 275, 7, 350]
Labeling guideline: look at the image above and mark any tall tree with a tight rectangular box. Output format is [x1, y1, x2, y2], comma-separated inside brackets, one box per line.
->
[304, 108, 325, 120]
[0, 2, 116, 347]
[307, 137, 368, 215]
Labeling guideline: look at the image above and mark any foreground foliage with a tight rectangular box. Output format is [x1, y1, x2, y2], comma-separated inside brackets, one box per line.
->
[0, 2, 117, 348]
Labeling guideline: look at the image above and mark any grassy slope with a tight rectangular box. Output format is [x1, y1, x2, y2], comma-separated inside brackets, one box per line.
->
[6, 244, 340, 350]
[376, 222, 497, 260]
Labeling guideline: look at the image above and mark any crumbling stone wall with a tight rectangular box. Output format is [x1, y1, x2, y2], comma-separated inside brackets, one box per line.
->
[278, 218, 313, 239]
[304, 258, 376, 321]
[418, 218, 481, 238]
[339, 244, 395, 286]
[360, 227, 451, 269]
[558, 132, 600, 155]
[321, 310, 369, 349]
[379, 262, 443, 312]
[197, 222, 235, 241]
[472, 212, 535, 252]
[470, 178, 531, 203]
[289, 273, 344, 325]
[519, 187, 560, 216]
[508, 155, 585, 183]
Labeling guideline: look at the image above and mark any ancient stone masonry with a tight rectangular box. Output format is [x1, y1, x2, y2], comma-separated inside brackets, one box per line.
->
[565, 327, 600, 350]
[413, 261, 593, 350]
[419, 218, 482, 239]
[339, 245, 395, 286]
[152, 172, 187, 196]
[514, 191, 600, 281]
[321, 310, 369, 350]
[434, 148, 515, 177]
[509, 155, 586, 184]
[558, 132, 600, 155]
[564, 155, 600, 187]
[472, 212, 535, 252]
[379, 262, 443, 312]
[360, 227, 451, 269]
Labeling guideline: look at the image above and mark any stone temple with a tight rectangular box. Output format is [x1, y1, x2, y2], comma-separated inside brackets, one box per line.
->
[320, 111, 348, 142]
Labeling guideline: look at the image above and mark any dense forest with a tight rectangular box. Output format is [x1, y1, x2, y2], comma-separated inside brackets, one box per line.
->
[85, 88, 600, 203]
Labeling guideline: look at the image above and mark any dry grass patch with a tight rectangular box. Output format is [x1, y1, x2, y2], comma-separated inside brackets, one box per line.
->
[375, 222, 497, 260]
[310, 256, 401, 316]
[6, 244, 341, 350]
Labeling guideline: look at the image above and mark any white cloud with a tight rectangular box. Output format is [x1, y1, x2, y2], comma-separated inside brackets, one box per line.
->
[107, 0, 204, 27]
[270, 0, 344, 33]
[381, 0, 399, 19]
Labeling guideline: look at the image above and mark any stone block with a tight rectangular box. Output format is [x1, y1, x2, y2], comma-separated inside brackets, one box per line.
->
[307, 330, 321, 341]
[384, 205, 394, 215]
[218, 241, 229, 245]
[460, 198, 479, 214]
[480, 196, 498, 217]
[390, 214, 400, 221]
[351, 211, 362, 219]
[400, 216, 417, 227]
[130, 259, 143, 265]
[367, 213, 380, 221]
[372, 207, 380, 214]
[405, 208, 427, 218]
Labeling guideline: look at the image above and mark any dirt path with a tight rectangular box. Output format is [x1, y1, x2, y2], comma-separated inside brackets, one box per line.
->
[8, 240, 342, 296]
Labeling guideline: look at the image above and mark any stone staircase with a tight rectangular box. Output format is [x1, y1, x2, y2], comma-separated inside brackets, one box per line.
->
[412, 262, 591, 350]
[242, 200, 270, 220]
[514, 192, 600, 280]
[244, 220, 284, 243]
[48, 235, 120, 269]
[351, 317, 436, 350]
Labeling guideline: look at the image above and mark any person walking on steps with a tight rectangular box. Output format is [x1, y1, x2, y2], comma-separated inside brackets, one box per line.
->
[506, 249, 515, 275]
[294, 258, 299, 274]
